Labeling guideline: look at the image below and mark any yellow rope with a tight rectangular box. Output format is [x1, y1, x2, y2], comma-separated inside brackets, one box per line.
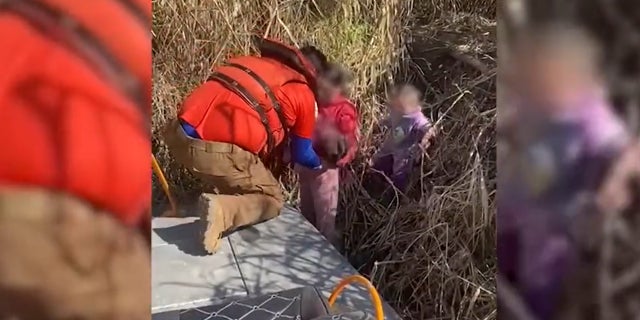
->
[152, 154, 178, 217]
[328, 275, 384, 320]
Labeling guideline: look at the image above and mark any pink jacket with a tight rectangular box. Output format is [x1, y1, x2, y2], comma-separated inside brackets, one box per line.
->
[317, 95, 359, 167]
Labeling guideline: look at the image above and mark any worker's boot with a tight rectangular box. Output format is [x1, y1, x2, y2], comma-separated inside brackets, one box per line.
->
[198, 194, 225, 254]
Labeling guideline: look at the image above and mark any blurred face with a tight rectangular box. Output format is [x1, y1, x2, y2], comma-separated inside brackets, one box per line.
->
[389, 86, 420, 114]
[316, 76, 341, 105]
[511, 28, 602, 117]
[514, 45, 598, 116]
[389, 95, 405, 113]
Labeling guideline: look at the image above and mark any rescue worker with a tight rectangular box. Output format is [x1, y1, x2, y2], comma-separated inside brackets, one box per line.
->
[0, 0, 151, 319]
[164, 37, 329, 254]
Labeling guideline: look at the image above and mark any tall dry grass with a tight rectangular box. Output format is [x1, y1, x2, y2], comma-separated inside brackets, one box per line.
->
[343, 11, 497, 319]
[152, 0, 496, 318]
[152, 0, 408, 191]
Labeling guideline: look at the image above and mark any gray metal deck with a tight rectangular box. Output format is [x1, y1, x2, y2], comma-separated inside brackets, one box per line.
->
[152, 206, 401, 319]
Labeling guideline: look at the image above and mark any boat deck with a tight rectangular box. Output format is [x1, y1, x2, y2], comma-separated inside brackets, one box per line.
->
[151, 206, 401, 319]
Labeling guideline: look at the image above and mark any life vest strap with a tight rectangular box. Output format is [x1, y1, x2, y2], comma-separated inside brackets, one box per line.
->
[224, 62, 288, 138]
[0, 0, 145, 113]
[207, 71, 278, 154]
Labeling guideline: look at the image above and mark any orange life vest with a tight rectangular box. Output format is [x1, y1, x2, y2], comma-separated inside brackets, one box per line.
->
[180, 37, 318, 155]
[0, 0, 151, 226]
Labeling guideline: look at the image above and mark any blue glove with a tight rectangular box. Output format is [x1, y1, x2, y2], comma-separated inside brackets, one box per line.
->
[290, 135, 322, 170]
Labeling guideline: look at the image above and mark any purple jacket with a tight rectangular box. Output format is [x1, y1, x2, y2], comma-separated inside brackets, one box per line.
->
[498, 91, 629, 319]
[374, 109, 432, 172]
[500, 93, 628, 226]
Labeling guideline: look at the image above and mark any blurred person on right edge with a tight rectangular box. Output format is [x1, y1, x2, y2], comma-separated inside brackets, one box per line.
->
[497, 24, 640, 319]
[0, 0, 151, 319]
[290, 64, 359, 251]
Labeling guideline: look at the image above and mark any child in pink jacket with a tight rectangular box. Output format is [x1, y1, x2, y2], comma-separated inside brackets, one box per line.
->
[294, 67, 359, 249]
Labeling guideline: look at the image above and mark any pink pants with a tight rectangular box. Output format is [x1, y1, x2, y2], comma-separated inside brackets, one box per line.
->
[295, 164, 341, 248]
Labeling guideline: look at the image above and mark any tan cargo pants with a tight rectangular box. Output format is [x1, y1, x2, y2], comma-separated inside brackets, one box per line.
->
[0, 188, 150, 320]
[163, 119, 284, 253]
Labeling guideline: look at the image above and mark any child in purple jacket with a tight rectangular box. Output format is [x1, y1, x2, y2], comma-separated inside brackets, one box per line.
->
[499, 26, 630, 319]
[371, 84, 437, 191]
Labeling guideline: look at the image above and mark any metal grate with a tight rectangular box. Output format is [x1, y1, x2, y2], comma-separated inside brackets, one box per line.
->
[180, 294, 302, 320]
[169, 286, 372, 320]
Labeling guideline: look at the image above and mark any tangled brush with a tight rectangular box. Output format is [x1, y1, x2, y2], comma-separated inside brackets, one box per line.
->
[152, 0, 408, 200]
[341, 10, 496, 319]
[152, 0, 496, 318]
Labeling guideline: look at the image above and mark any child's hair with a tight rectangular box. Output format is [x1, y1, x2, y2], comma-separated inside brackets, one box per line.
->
[322, 63, 350, 87]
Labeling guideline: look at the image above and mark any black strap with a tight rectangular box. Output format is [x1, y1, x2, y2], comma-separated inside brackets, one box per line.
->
[208, 63, 291, 154]
[114, 0, 149, 29]
[207, 72, 276, 153]
[224, 63, 288, 136]
[0, 0, 147, 119]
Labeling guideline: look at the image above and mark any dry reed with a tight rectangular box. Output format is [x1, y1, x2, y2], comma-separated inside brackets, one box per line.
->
[152, 0, 496, 318]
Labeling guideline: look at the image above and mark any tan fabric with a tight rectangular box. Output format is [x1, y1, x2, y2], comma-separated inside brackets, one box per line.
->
[163, 120, 284, 250]
[0, 188, 150, 320]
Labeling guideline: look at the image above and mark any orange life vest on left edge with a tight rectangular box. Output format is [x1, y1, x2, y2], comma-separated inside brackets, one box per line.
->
[0, 0, 151, 226]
